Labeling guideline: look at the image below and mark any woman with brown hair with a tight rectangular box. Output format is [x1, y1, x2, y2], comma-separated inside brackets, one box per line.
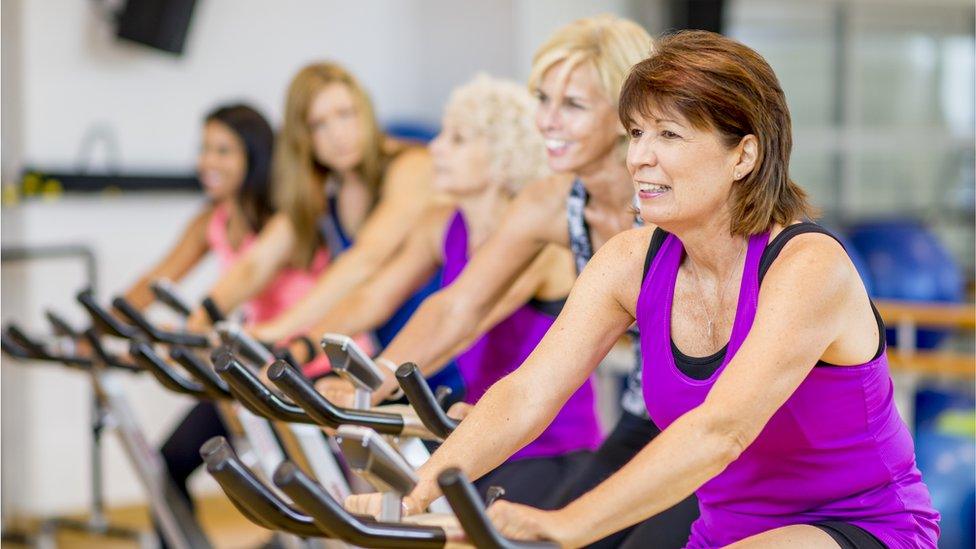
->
[243, 63, 447, 351]
[349, 31, 940, 549]
[331, 14, 698, 547]
[187, 62, 442, 356]
[122, 104, 276, 311]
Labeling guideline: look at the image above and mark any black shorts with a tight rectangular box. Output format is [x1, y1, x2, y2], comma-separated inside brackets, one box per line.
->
[813, 522, 887, 549]
[474, 451, 591, 509]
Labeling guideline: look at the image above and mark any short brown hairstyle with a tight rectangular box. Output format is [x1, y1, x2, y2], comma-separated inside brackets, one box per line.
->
[619, 30, 815, 236]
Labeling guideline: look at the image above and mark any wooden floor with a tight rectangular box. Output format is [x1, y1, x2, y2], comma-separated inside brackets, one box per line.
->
[2, 495, 270, 548]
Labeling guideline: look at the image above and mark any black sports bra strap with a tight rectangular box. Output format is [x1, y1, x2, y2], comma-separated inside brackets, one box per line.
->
[758, 222, 840, 285]
[642, 228, 670, 282]
[758, 222, 886, 362]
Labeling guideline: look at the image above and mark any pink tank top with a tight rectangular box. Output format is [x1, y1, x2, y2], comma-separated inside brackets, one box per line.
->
[206, 204, 330, 324]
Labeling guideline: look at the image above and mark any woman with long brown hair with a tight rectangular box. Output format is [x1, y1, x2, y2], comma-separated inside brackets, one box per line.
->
[187, 63, 446, 366]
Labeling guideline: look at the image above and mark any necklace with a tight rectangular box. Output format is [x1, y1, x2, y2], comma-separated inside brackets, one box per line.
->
[689, 242, 745, 340]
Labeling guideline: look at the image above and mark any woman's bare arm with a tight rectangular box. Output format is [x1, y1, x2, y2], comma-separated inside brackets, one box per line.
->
[488, 235, 865, 547]
[303, 205, 451, 340]
[252, 149, 438, 340]
[376, 177, 569, 372]
[346, 227, 648, 517]
[186, 213, 296, 330]
[422, 244, 575, 373]
[122, 206, 212, 310]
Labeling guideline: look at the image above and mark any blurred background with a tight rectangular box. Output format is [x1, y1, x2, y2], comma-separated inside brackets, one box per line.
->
[1, 0, 974, 547]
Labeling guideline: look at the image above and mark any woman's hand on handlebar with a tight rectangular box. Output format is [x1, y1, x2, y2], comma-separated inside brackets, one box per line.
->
[488, 501, 575, 547]
[247, 322, 281, 345]
[345, 492, 425, 519]
[186, 308, 211, 334]
[446, 402, 474, 421]
[314, 376, 356, 407]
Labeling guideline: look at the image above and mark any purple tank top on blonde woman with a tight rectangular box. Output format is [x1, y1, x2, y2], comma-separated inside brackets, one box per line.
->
[442, 210, 603, 460]
[637, 230, 939, 549]
[206, 204, 330, 324]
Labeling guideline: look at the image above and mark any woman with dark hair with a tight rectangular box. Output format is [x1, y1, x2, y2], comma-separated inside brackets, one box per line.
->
[121, 103, 329, 544]
[123, 103, 277, 309]
[188, 62, 442, 348]
[349, 31, 939, 549]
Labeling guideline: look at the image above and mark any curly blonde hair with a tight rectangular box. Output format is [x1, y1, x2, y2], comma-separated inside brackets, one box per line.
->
[443, 74, 549, 194]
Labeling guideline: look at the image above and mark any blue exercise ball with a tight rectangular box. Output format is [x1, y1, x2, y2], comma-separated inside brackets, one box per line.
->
[384, 121, 440, 144]
[826, 226, 875, 296]
[915, 429, 975, 548]
[847, 220, 964, 349]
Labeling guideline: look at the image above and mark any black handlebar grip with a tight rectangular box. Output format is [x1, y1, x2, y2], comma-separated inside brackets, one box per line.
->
[1, 328, 33, 360]
[267, 361, 405, 435]
[129, 341, 208, 397]
[202, 296, 225, 324]
[396, 362, 459, 439]
[211, 353, 312, 424]
[170, 346, 230, 398]
[112, 297, 210, 348]
[76, 289, 139, 339]
[45, 310, 81, 339]
[438, 468, 558, 549]
[150, 280, 193, 318]
[200, 437, 327, 537]
[273, 461, 446, 548]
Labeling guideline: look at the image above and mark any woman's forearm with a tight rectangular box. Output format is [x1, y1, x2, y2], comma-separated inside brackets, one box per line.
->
[556, 407, 743, 547]
[306, 286, 400, 342]
[258, 248, 387, 340]
[411, 371, 560, 507]
[379, 291, 485, 369]
[208, 259, 274, 315]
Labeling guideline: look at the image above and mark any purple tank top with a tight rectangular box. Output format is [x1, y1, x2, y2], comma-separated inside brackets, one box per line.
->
[442, 210, 603, 460]
[637, 231, 939, 549]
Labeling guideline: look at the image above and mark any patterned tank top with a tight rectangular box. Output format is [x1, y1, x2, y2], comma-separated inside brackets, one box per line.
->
[566, 179, 648, 418]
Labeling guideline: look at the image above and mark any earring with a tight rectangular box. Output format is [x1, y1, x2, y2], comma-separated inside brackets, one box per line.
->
[733, 172, 740, 180]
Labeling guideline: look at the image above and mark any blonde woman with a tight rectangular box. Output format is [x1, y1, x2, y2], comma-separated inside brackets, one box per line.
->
[345, 15, 699, 547]
[187, 63, 441, 354]
[309, 75, 597, 506]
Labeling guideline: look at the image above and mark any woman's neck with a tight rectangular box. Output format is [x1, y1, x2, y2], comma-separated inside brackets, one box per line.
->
[219, 196, 243, 219]
[456, 184, 511, 250]
[221, 198, 250, 245]
[672, 208, 746, 280]
[576, 153, 634, 214]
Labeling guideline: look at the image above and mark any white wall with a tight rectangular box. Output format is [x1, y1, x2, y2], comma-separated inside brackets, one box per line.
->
[10, 0, 655, 177]
[1, 0, 652, 519]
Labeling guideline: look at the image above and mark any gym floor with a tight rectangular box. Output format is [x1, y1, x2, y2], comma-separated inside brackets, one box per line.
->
[1, 496, 269, 548]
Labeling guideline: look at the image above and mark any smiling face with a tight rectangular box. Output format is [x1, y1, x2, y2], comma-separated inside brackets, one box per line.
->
[625, 104, 756, 232]
[306, 83, 365, 173]
[197, 120, 248, 203]
[534, 60, 624, 177]
[429, 114, 492, 198]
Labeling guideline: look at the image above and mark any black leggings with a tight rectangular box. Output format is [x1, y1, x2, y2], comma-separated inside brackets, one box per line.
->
[550, 411, 699, 548]
[474, 451, 592, 510]
[157, 401, 228, 547]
